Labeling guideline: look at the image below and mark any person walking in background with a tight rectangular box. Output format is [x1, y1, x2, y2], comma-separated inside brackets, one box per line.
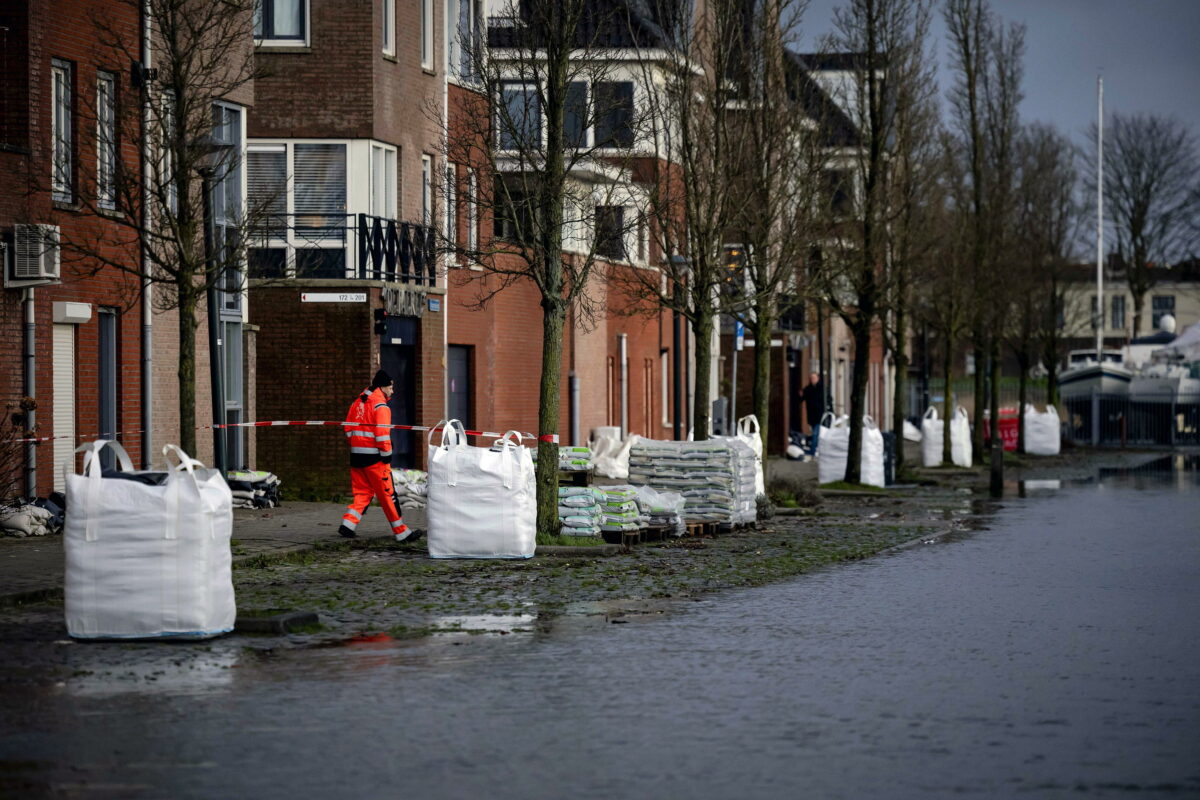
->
[801, 372, 825, 456]
[339, 369, 419, 543]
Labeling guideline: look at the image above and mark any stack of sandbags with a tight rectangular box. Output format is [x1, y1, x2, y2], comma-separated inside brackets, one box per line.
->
[634, 485, 685, 536]
[0, 503, 57, 537]
[225, 470, 282, 509]
[558, 486, 603, 536]
[391, 468, 428, 510]
[628, 438, 738, 524]
[531, 445, 592, 472]
[598, 485, 642, 534]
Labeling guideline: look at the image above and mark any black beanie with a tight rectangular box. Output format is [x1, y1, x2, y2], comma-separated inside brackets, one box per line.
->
[371, 369, 393, 389]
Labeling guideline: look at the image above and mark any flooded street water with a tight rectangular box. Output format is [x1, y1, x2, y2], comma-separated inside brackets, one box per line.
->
[3, 458, 1199, 798]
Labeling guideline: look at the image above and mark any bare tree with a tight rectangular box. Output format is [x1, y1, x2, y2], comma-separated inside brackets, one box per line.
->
[38, 0, 261, 457]
[441, 0, 646, 537]
[623, 0, 750, 441]
[1096, 113, 1199, 336]
[810, 0, 931, 483]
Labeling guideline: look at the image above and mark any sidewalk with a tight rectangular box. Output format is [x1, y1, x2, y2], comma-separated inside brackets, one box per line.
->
[0, 501, 423, 605]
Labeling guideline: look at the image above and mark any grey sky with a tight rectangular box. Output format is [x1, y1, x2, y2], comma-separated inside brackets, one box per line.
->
[797, 0, 1200, 145]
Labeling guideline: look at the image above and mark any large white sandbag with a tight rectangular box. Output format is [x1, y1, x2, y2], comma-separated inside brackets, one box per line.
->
[817, 414, 884, 487]
[736, 414, 766, 495]
[591, 434, 634, 479]
[427, 421, 536, 559]
[951, 405, 972, 467]
[921, 407, 943, 467]
[1023, 404, 1062, 456]
[903, 419, 922, 442]
[64, 441, 235, 639]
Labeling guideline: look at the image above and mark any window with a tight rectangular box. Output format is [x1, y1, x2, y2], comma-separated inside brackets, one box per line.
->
[382, 0, 395, 55]
[1111, 294, 1126, 330]
[51, 59, 72, 202]
[595, 206, 625, 260]
[823, 169, 852, 217]
[564, 81, 588, 148]
[159, 90, 177, 212]
[594, 81, 634, 148]
[211, 104, 244, 311]
[466, 168, 478, 252]
[1152, 295, 1175, 329]
[421, 0, 434, 69]
[495, 175, 535, 245]
[370, 144, 396, 219]
[449, 0, 482, 81]
[96, 71, 116, 208]
[499, 82, 540, 150]
[421, 154, 432, 224]
[660, 349, 670, 425]
[255, 0, 307, 42]
[249, 144, 287, 237]
[295, 143, 347, 239]
[444, 163, 457, 246]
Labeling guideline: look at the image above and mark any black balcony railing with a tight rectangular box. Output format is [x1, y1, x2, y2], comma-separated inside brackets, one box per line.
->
[248, 213, 436, 286]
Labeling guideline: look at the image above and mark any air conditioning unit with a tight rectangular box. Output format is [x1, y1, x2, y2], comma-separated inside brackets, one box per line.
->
[5, 224, 61, 288]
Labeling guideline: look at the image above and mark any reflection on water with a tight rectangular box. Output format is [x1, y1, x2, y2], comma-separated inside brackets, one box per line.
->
[1098, 453, 1200, 491]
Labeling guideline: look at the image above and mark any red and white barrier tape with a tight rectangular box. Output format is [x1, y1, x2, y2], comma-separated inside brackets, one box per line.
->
[13, 420, 558, 445]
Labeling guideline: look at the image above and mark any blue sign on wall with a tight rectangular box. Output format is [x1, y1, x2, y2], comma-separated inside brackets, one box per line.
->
[428, 297, 441, 312]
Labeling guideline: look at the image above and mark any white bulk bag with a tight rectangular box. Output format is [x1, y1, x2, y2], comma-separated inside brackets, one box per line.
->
[921, 407, 943, 467]
[64, 441, 235, 640]
[903, 419, 923, 443]
[427, 421, 536, 559]
[736, 414, 766, 495]
[591, 434, 634, 479]
[1023, 404, 1061, 456]
[951, 405, 972, 467]
[817, 413, 849, 485]
[860, 416, 886, 488]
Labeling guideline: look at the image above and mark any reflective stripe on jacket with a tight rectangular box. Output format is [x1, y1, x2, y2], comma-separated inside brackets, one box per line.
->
[345, 387, 394, 467]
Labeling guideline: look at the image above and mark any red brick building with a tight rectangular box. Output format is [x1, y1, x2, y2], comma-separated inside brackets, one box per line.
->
[1, 0, 148, 498]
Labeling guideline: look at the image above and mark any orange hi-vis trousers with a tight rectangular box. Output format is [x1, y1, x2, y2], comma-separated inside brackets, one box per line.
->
[342, 461, 405, 535]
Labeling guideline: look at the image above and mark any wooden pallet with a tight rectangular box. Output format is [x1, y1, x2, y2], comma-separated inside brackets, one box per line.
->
[684, 521, 717, 537]
[557, 470, 592, 487]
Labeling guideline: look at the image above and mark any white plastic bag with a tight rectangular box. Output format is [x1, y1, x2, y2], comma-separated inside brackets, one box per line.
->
[591, 434, 634, 479]
[736, 414, 766, 496]
[64, 441, 235, 639]
[427, 421, 536, 559]
[817, 414, 885, 487]
[903, 419, 922, 443]
[951, 406, 972, 467]
[920, 407, 942, 467]
[1023, 404, 1061, 456]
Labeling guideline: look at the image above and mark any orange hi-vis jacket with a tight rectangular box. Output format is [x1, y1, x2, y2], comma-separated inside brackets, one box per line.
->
[345, 387, 394, 468]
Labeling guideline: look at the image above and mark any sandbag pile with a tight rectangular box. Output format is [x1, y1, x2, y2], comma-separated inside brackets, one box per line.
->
[598, 485, 643, 533]
[225, 470, 281, 509]
[634, 484, 685, 536]
[0, 500, 60, 537]
[628, 439, 739, 523]
[558, 486, 603, 536]
[531, 445, 592, 472]
[391, 469, 428, 509]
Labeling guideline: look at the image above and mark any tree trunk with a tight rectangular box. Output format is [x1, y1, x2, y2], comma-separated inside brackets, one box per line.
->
[1131, 288, 1146, 338]
[971, 340, 984, 463]
[891, 309, 909, 474]
[988, 338, 1002, 496]
[1016, 350, 1029, 453]
[535, 301, 565, 538]
[177, 287, 198, 456]
[691, 305, 714, 441]
[844, 319, 872, 484]
[751, 307, 774, 472]
[942, 333, 953, 465]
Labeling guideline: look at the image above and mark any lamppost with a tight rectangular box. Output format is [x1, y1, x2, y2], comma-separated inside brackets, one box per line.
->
[196, 138, 228, 476]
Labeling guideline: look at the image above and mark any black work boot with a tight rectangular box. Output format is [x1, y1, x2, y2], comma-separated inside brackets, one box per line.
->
[338, 524, 357, 538]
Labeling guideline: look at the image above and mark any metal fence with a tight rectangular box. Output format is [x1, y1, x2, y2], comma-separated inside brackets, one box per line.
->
[1062, 393, 1200, 447]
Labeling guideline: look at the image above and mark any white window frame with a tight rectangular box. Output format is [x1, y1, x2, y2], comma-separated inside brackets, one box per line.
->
[444, 163, 457, 247]
[247, 139, 350, 279]
[370, 143, 397, 219]
[254, 0, 310, 47]
[159, 89, 178, 213]
[448, 0, 482, 83]
[421, 0, 434, 70]
[51, 59, 72, 203]
[466, 167, 478, 258]
[96, 70, 116, 209]
[421, 154, 433, 225]
[382, 0, 395, 56]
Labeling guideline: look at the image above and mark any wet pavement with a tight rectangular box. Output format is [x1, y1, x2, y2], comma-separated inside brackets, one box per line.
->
[1, 454, 1198, 798]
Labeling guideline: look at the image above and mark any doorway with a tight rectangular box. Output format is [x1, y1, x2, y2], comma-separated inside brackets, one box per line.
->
[380, 316, 418, 468]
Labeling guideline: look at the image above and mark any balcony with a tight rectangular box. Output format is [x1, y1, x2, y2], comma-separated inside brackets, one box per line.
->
[248, 213, 437, 286]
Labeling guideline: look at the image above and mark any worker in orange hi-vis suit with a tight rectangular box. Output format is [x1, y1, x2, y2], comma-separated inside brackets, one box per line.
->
[339, 369, 420, 543]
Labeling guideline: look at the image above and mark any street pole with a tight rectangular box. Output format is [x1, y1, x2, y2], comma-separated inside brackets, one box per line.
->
[200, 168, 228, 476]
